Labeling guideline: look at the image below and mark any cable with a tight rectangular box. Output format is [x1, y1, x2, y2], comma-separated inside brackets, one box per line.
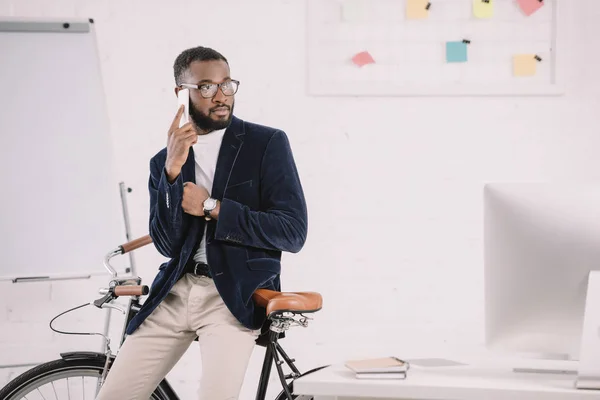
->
[49, 303, 95, 336]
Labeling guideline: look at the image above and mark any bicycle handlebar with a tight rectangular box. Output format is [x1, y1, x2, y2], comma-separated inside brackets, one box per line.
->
[93, 282, 149, 309]
[104, 234, 154, 277]
[120, 235, 153, 254]
[114, 285, 149, 297]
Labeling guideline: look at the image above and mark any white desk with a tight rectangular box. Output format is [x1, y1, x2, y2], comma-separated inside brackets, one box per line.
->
[293, 361, 600, 400]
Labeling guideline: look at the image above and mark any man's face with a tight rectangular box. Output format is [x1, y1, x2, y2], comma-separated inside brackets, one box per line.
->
[180, 60, 235, 133]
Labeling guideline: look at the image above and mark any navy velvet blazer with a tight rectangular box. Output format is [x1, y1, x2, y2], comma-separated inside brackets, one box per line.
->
[126, 116, 308, 335]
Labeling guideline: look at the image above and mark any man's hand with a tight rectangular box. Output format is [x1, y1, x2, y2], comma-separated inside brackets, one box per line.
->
[165, 105, 198, 183]
[209, 201, 220, 220]
[182, 182, 209, 217]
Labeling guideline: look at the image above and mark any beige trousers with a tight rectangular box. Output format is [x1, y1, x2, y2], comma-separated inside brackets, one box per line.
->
[95, 273, 259, 400]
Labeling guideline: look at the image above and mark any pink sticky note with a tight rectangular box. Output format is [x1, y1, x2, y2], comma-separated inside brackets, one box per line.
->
[351, 51, 375, 67]
[517, 0, 544, 16]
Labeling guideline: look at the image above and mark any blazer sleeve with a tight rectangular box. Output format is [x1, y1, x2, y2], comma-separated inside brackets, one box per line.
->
[148, 157, 186, 258]
[214, 130, 308, 253]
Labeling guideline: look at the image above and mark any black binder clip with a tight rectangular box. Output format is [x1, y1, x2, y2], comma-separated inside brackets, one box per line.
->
[534, 55, 542, 61]
[483, 0, 490, 3]
[426, 2, 431, 10]
[462, 39, 471, 44]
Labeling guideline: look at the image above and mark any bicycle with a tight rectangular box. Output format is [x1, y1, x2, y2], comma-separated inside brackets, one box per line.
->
[0, 234, 326, 400]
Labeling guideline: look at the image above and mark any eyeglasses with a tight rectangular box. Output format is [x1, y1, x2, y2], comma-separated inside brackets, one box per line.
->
[179, 80, 240, 98]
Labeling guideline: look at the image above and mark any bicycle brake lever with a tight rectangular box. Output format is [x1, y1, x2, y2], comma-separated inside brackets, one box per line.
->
[92, 292, 115, 308]
[102, 303, 126, 314]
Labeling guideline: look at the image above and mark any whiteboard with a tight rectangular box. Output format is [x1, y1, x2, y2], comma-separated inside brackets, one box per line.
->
[307, 0, 564, 96]
[0, 19, 129, 280]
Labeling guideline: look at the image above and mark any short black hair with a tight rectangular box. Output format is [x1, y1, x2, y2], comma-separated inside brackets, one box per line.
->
[173, 46, 228, 85]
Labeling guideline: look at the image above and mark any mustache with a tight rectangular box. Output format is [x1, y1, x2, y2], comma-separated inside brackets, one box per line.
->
[211, 105, 230, 112]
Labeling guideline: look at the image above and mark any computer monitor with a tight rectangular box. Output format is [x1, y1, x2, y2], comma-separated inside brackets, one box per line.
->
[484, 182, 600, 362]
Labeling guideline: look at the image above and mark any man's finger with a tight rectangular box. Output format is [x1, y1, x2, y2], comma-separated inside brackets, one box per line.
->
[168, 105, 185, 135]
[176, 132, 198, 146]
[172, 123, 196, 137]
[175, 127, 197, 139]
[185, 135, 198, 146]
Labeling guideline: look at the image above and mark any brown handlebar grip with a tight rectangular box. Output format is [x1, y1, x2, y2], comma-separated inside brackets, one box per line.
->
[114, 285, 149, 297]
[120, 235, 153, 254]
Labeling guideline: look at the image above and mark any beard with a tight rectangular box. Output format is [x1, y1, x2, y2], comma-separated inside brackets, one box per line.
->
[189, 101, 234, 133]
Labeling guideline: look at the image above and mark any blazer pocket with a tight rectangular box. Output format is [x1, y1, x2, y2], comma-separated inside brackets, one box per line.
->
[226, 179, 253, 190]
[242, 258, 280, 306]
[247, 258, 281, 274]
[225, 179, 254, 204]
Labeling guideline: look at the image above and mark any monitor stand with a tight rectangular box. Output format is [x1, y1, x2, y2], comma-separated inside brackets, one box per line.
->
[510, 272, 600, 382]
[511, 354, 577, 376]
[513, 367, 577, 375]
[576, 270, 600, 390]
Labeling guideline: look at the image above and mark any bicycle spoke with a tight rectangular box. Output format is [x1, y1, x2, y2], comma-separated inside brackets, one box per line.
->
[82, 376, 84, 399]
[35, 387, 48, 400]
[67, 377, 71, 400]
[51, 381, 58, 400]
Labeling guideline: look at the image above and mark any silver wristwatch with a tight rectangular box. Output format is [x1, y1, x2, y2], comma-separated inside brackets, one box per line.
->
[203, 197, 217, 217]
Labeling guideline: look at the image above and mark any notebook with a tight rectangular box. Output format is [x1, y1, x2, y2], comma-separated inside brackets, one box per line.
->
[355, 371, 407, 380]
[345, 356, 410, 374]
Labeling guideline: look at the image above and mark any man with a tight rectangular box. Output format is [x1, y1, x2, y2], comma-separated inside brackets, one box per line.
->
[96, 46, 307, 400]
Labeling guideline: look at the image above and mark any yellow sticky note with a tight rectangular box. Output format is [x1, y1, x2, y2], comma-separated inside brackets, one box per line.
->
[473, 0, 493, 18]
[406, 0, 430, 19]
[513, 54, 537, 77]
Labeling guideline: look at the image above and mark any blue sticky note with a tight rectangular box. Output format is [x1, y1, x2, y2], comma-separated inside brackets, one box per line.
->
[446, 41, 468, 63]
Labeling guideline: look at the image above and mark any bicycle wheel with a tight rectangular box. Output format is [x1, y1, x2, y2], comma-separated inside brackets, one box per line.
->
[0, 353, 174, 400]
[274, 391, 313, 400]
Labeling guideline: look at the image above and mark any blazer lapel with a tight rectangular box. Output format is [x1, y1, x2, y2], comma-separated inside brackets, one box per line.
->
[211, 116, 245, 200]
[179, 145, 204, 254]
[181, 146, 196, 185]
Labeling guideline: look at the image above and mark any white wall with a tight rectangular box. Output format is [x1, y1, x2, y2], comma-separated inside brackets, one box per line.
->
[1, 0, 600, 399]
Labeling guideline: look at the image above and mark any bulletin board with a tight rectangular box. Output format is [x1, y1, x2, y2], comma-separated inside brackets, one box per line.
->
[306, 0, 564, 96]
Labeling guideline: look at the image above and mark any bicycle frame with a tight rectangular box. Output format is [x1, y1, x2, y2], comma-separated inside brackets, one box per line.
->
[0, 235, 326, 400]
[95, 239, 327, 400]
[112, 292, 324, 400]
[257, 330, 301, 399]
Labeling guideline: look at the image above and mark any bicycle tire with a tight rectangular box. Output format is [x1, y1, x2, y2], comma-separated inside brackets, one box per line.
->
[273, 391, 313, 400]
[0, 354, 174, 400]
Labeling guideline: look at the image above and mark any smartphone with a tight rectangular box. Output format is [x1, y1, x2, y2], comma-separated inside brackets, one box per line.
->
[177, 88, 190, 128]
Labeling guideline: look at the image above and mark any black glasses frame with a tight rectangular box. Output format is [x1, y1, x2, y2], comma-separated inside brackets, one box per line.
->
[179, 80, 240, 98]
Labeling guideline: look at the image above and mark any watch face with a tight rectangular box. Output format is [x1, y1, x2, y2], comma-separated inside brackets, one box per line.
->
[204, 198, 217, 210]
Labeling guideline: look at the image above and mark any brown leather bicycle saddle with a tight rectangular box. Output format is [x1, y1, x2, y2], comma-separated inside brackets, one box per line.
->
[253, 289, 323, 316]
